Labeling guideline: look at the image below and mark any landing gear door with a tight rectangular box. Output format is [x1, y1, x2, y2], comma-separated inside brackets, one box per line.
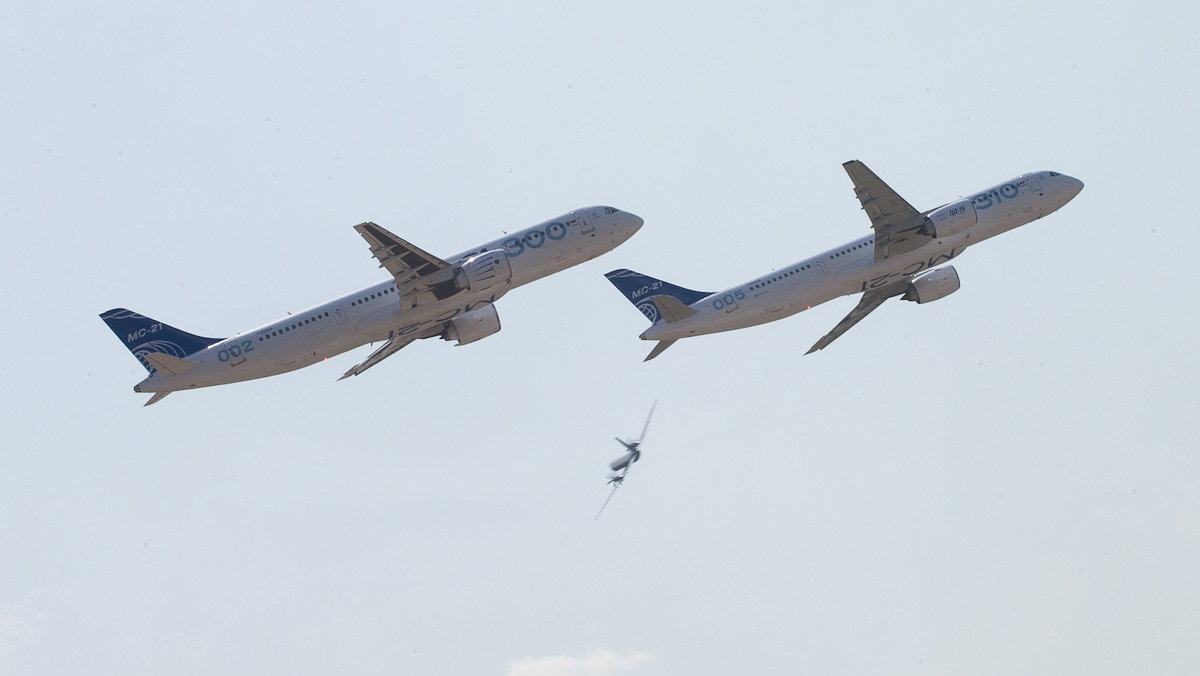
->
[569, 209, 594, 234]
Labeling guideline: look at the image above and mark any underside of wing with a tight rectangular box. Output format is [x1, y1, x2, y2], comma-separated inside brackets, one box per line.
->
[338, 333, 422, 380]
[842, 160, 930, 261]
[806, 281, 908, 354]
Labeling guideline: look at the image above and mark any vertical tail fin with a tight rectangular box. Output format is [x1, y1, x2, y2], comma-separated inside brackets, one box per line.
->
[604, 269, 711, 324]
[99, 308, 223, 374]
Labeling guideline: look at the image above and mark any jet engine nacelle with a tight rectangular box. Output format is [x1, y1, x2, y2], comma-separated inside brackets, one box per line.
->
[902, 266, 960, 304]
[453, 249, 513, 293]
[920, 200, 977, 239]
[442, 303, 501, 345]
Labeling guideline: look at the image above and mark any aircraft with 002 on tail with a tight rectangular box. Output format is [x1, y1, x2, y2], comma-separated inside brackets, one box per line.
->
[101, 206, 643, 405]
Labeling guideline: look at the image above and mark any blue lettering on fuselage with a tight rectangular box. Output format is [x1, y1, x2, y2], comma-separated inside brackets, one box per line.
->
[499, 221, 567, 258]
[861, 249, 958, 291]
[366, 220, 573, 334]
[216, 339, 255, 364]
[711, 290, 746, 311]
[971, 182, 1020, 210]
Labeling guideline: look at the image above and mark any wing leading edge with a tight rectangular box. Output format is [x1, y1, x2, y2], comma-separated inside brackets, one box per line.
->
[842, 160, 930, 261]
[354, 221, 458, 304]
[339, 333, 422, 380]
[805, 280, 909, 354]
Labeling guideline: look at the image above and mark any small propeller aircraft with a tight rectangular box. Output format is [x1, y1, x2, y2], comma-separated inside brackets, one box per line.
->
[595, 401, 657, 520]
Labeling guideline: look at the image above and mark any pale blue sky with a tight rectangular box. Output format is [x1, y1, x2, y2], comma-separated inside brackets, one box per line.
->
[2, 2, 1198, 675]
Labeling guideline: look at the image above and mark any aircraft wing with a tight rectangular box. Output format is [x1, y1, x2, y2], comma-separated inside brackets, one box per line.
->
[354, 221, 453, 298]
[842, 160, 930, 261]
[338, 333, 421, 380]
[805, 280, 909, 354]
[595, 481, 621, 520]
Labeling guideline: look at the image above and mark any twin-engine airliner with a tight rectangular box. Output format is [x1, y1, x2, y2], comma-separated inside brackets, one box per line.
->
[102, 207, 643, 405]
[607, 161, 1083, 360]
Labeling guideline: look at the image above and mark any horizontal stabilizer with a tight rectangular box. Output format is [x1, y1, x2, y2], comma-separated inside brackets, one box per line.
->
[650, 295, 698, 324]
[644, 340, 677, 362]
[143, 391, 172, 406]
[141, 352, 200, 376]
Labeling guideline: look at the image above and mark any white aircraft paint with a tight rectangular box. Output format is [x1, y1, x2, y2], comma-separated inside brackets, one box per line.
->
[607, 163, 1083, 360]
[102, 206, 643, 404]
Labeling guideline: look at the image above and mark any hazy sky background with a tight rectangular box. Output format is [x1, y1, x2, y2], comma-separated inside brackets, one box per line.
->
[3, 2, 1198, 674]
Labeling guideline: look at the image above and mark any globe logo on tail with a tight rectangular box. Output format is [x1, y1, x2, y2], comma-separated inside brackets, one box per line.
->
[637, 300, 659, 323]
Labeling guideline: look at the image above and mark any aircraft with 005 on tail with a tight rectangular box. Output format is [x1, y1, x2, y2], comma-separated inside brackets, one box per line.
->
[606, 161, 1083, 361]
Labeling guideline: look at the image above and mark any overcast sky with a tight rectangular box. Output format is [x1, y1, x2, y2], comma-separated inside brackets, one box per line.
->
[3, 2, 1199, 675]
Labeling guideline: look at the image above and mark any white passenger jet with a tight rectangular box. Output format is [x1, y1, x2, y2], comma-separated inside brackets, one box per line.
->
[607, 161, 1083, 360]
[102, 207, 643, 405]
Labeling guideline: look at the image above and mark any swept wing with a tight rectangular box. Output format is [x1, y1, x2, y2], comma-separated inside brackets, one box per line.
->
[354, 221, 458, 305]
[338, 333, 422, 380]
[806, 280, 908, 354]
[842, 160, 930, 261]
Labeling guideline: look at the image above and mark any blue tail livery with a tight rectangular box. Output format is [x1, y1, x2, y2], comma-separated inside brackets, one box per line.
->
[604, 269, 712, 324]
[606, 163, 1083, 361]
[99, 308, 223, 373]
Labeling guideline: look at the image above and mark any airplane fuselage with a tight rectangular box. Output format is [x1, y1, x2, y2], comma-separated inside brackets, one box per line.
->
[130, 207, 641, 395]
[641, 171, 1083, 341]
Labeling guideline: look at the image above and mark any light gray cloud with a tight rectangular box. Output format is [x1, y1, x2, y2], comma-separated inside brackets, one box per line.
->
[505, 649, 654, 676]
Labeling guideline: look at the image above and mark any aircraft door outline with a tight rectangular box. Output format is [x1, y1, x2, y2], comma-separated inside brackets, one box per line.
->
[570, 210, 595, 234]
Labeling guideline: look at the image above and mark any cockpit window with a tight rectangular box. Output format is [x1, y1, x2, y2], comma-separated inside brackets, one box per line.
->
[1049, 171, 1060, 177]
[604, 207, 619, 214]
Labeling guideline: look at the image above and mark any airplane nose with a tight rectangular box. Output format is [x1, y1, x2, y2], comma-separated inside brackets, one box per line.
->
[618, 211, 644, 237]
[1063, 175, 1084, 199]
